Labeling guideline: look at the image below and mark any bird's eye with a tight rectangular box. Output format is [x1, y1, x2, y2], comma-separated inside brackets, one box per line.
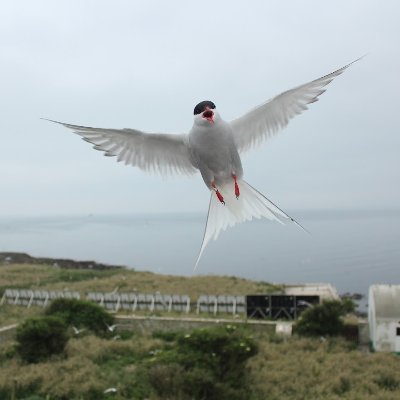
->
[194, 100, 216, 115]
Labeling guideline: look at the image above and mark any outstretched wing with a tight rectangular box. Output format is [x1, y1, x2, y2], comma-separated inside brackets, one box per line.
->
[230, 58, 360, 153]
[46, 120, 196, 176]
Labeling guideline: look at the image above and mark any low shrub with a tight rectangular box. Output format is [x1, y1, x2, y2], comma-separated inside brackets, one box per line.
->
[375, 373, 400, 391]
[151, 330, 178, 342]
[147, 325, 258, 400]
[45, 298, 114, 336]
[295, 299, 355, 337]
[16, 316, 68, 363]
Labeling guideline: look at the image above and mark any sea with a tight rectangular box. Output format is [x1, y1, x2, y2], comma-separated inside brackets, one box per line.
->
[1, 209, 399, 309]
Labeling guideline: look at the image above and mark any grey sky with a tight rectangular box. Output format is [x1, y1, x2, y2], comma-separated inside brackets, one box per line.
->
[1, 0, 399, 217]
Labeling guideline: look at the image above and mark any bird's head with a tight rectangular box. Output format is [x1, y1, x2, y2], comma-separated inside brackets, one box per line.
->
[193, 100, 219, 126]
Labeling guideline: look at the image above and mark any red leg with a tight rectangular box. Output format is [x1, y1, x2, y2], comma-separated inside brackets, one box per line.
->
[233, 174, 240, 199]
[211, 181, 225, 205]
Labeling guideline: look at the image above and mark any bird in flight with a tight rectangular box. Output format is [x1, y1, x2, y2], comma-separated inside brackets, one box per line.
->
[45, 59, 359, 269]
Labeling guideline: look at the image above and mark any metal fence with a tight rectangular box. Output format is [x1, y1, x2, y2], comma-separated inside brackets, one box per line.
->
[196, 295, 246, 315]
[0, 289, 80, 308]
[87, 292, 191, 313]
[1, 288, 245, 316]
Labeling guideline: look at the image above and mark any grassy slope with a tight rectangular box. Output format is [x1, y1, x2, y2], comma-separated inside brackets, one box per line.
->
[0, 263, 279, 325]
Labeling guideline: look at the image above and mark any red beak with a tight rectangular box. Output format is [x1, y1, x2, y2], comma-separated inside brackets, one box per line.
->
[202, 108, 214, 123]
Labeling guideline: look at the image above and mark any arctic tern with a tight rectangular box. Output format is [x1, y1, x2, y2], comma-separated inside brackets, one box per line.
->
[45, 59, 359, 269]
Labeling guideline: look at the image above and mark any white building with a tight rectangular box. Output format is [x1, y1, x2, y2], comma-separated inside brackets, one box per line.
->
[368, 284, 400, 353]
[284, 283, 339, 301]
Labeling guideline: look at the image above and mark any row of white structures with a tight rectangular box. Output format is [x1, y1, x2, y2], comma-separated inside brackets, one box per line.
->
[1, 283, 339, 316]
[0, 288, 246, 315]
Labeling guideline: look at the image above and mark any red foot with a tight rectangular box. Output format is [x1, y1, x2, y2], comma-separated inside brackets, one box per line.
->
[233, 175, 240, 199]
[216, 190, 225, 204]
[212, 181, 225, 205]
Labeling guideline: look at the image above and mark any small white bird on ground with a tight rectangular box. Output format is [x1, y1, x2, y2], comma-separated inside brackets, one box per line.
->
[104, 387, 117, 394]
[72, 326, 86, 335]
[105, 323, 118, 332]
[45, 59, 360, 269]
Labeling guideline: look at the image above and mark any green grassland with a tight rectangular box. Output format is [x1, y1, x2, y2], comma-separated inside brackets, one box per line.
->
[1, 328, 400, 399]
[1, 263, 400, 400]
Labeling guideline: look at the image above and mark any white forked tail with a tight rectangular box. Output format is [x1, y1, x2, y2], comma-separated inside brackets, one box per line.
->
[193, 179, 307, 271]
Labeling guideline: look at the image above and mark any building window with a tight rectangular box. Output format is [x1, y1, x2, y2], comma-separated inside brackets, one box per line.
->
[397, 327, 400, 336]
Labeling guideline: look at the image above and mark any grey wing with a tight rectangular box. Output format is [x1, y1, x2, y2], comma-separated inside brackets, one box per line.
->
[230, 58, 361, 153]
[46, 120, 197, 176]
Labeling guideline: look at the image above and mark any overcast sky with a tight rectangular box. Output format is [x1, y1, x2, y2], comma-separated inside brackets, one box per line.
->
[1, 0, 399, 217]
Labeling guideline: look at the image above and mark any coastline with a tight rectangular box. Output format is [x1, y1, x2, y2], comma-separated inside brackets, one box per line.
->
[0, 252, 124, 271]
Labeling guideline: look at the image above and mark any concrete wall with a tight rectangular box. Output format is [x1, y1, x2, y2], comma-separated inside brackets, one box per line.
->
[0, 317, 371, 346]
[115, 315, 278, 335]
[373, 320, 400, 352]
[369, 285, 400, 352]
[0, 317, 278, 345]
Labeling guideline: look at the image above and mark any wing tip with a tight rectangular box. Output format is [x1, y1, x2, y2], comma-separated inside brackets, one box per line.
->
[41, 117, 62, 125]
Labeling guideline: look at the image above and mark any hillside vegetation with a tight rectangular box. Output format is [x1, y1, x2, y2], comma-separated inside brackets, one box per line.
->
[1, 328, 400, 399]
[1, 263, 400, 399]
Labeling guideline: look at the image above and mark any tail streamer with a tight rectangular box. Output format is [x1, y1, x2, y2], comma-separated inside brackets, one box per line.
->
[193, 180, 307, 271]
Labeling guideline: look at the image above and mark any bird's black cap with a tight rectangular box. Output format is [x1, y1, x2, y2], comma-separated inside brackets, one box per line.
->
[193, 100, 216, 115]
